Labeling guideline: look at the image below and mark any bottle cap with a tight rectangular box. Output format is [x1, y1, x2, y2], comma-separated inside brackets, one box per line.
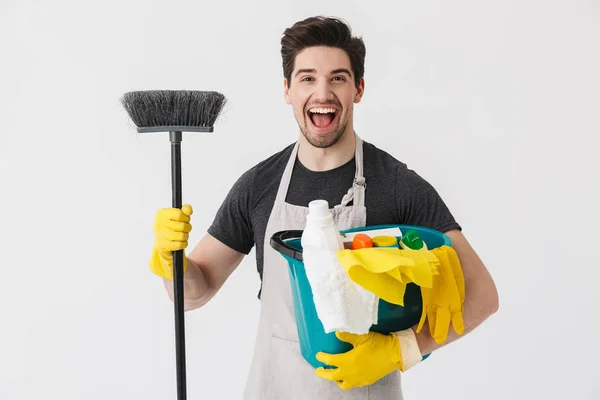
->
[308, 200, 330, 218]
[372, 235, 398, 247]
[400, 230, 425, 250]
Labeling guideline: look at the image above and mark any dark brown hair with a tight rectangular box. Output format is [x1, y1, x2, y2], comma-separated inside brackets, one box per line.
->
[281, 16, 366, 88]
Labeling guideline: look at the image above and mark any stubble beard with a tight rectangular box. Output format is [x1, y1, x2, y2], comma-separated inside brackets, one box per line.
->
[299, 114, 350, 149]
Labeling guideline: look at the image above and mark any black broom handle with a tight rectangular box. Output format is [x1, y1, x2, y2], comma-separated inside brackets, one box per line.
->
[170, 131, 187, 400]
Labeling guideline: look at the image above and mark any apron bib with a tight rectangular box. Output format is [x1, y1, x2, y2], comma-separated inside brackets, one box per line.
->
[243, 133, 403, 399]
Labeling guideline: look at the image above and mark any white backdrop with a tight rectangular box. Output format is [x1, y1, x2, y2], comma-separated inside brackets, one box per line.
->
[2, 0, 599, 399]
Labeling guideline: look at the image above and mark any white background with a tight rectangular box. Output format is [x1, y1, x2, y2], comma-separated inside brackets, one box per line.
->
[2, 0, 599, 399]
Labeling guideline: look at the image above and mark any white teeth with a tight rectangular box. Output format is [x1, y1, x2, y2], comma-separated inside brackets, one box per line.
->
[309, 107, 337, 114]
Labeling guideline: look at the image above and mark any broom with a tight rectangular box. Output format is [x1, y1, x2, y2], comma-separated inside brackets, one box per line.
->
[121, 90, 227, 400]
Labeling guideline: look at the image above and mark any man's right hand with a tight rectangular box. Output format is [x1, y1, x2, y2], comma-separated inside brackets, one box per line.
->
[150, 204, 193, 280]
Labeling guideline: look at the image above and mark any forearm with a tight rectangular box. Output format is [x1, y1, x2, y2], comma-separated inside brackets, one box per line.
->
[413, 268, 499, 355]
[393, 294, 497, 373]
[162, 257, 214, 310]
[413, 303, 496, 356]
[408, 228, 499, 355]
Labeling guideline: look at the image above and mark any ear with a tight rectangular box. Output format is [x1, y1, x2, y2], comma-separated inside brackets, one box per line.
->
[354, 77, 365, 104]
[284, 78, 292, 104]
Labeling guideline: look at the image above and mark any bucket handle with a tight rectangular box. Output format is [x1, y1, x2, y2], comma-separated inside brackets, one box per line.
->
[270, 230, 304, 262]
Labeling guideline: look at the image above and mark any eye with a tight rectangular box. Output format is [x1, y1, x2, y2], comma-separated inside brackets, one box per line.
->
[301, 76, 314, 82]
[332, 76, 346, 82]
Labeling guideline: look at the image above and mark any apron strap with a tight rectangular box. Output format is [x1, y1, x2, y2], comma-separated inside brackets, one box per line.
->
[274, 141, 300, 203]
[338, 133, 365, 208]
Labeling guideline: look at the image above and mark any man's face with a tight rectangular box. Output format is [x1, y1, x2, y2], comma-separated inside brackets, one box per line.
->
[284, 46, 364, 148]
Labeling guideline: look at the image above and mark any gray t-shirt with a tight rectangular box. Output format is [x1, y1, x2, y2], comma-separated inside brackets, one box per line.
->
[208, 140, 461, 298]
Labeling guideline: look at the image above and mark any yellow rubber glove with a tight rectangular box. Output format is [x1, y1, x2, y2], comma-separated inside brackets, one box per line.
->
[336, 248, 439, 305]
[149, 204, 193, 280]
[315, 331, 403, 390]
[416, 245, 465, 344]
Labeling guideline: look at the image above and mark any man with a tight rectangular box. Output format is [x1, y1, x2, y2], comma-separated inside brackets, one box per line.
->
[150, 16, 499, 399]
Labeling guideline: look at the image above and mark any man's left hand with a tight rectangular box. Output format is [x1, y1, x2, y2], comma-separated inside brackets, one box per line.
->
[314, 331, 404, 391]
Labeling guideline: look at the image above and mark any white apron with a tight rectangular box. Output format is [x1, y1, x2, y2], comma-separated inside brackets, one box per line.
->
[243, 133, 403, 399]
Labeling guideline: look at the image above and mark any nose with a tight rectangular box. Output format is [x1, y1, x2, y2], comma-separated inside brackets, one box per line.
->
[313, 79, 335, 102]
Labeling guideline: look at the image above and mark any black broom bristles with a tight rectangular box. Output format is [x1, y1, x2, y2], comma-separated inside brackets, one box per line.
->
[121, 90, 227, 132]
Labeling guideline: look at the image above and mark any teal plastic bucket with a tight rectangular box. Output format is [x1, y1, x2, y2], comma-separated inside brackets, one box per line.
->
[270, 224, 451, 369]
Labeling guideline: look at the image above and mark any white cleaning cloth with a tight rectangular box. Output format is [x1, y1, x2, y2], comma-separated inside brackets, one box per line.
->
[302, 245, 379, 334]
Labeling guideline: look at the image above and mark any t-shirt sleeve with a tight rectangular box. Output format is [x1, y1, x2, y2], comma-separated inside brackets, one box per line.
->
[207, 168, 256, 255]
[395, 164, 462, 233]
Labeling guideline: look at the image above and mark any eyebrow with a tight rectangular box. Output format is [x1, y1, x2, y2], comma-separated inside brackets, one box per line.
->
[294, 68, 353, 78]
[331, 68, 352, 77]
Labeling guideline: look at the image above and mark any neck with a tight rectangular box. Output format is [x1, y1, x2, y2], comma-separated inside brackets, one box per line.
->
[297, 128, 357, 172]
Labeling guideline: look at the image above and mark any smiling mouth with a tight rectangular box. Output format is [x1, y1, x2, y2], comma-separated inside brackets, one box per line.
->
[307, 107, 339, 130]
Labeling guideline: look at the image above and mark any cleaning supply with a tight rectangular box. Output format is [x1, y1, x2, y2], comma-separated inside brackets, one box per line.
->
[301, 200, 345, 254]
[150, 204, 194, 279]
[372, 235, 398, 248]
[122, 90, 227, 400]
[301, 200, 378, 334]
[342, 227, 402, 242]
[400, 229, 428, 251]
[352, 233, 373, 249]
[314, 330, 420, 390]
[336, 247, 439, 305]
[416, 245, 466, 344]
[398, 229, 465, 344]
[271, 223, 452, 370]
